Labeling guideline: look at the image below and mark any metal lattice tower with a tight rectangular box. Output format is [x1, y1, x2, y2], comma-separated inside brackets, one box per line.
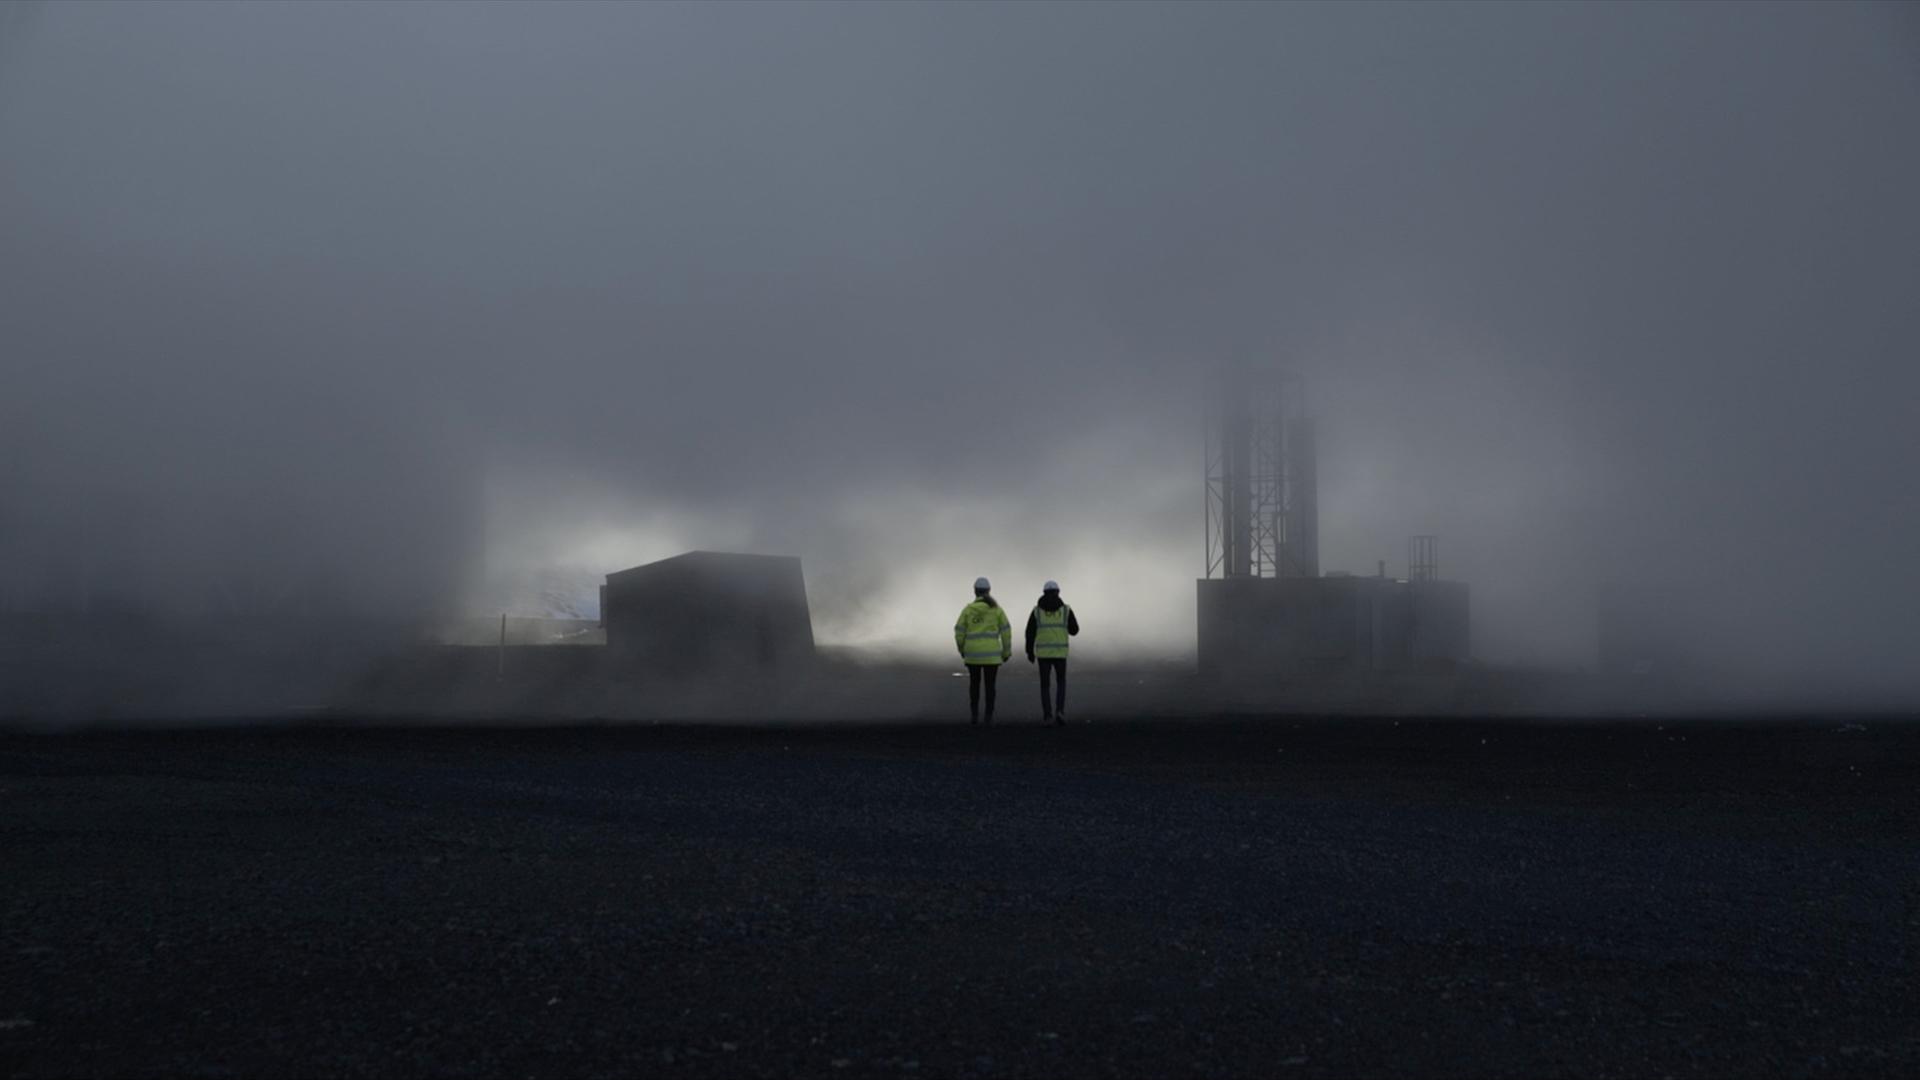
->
[1205, 371, 1318, 580]
[1408, 534, 1439, 582]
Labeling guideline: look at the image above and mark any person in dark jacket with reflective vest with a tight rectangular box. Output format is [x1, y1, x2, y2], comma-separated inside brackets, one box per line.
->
[1024, 580, 1080, 725]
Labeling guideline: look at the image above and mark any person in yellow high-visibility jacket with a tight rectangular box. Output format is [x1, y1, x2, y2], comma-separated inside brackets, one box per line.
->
[953, 576, 1012, 725]
[1024, 579, 1080, 725]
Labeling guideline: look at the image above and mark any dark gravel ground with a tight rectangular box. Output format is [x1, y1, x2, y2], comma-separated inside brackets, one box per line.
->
[2, 717, 1916, 1078]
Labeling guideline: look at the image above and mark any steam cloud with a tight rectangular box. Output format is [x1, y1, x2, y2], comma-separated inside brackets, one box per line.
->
[3, 2, 1916, 702]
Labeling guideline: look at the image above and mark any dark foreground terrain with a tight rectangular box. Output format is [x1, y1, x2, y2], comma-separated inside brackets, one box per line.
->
[3, 718, 1916, 1078]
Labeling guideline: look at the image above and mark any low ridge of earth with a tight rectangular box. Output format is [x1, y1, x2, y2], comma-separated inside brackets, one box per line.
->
[4, 718, 1915, 1078]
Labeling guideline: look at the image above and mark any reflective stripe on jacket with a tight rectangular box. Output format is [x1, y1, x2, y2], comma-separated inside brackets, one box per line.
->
[1031, 603, 1073, 659]
[954, 599, 1012, 665]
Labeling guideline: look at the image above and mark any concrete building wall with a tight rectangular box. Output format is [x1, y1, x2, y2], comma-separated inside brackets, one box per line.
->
[603, 552, 815, 675]
[1198, 576, 1470, 679]
[1409, 580, 1471, 664]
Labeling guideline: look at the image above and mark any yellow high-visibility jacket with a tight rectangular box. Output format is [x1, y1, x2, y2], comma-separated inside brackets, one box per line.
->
[954, 599, 1012, 666]
[1030, 603, 1074, 659]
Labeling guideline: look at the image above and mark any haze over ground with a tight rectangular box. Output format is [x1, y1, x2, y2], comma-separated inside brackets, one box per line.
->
[3, 2, 1917, 699]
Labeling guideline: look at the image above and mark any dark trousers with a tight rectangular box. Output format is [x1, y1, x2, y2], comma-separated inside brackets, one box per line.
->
[1038, 658, 1067, 718]
[967, 663, 999, 720]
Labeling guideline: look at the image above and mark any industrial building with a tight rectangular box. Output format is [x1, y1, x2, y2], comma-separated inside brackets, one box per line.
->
[602, 551, 815, 675]
[1197, 376, 1470, 678]
[1198, 572, 1471, 677]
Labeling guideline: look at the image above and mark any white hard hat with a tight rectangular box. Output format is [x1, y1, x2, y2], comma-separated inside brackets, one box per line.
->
[974, 576, 991, 591]
[1043, 580, 1060, 593]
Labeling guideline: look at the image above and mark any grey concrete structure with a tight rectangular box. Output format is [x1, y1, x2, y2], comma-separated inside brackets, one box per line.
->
[603, 552, 815, 675]
[1197, 575, 1470, 679]
[1197, 373, 1469, 679]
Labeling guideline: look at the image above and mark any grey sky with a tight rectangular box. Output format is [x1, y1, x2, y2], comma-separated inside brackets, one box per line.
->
[3, 2, 1916, 691]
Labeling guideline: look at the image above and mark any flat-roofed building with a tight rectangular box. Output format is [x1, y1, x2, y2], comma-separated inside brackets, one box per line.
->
[602, 551, 815, 675]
